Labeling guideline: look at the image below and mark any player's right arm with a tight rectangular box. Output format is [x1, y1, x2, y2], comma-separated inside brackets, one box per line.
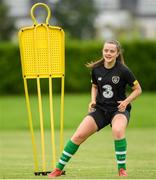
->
[88, 69, 98, 112]
[88, 84, 98, 112]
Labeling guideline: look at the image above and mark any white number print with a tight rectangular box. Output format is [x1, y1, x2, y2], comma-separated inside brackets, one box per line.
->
[102, 84, 113, 98]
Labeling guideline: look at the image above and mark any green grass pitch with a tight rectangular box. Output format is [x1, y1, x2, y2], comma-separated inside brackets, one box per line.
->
[0, 93, 156, 178]
[0, 129, 156, 179]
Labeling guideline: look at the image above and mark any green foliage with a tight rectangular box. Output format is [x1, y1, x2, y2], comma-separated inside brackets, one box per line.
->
[122, 40, 156, 91]
[0, 2, 15, 41]
[52, 0, 97, 39]
[65, 41, 102, 92]
[0, 43, 23, 94]
[0, 40, 156, 94]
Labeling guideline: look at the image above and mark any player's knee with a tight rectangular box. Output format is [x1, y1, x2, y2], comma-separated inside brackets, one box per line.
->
[112, 127, 124, 139]
[71, 133, 86, 144]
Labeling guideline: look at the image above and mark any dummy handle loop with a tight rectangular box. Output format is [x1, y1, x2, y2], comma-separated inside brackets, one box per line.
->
[31, 3, 51, 25]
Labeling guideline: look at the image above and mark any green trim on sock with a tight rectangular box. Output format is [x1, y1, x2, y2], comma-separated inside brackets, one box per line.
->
[64, 140, 79, 154]
[115, 138, 127, 147]
[56, 140, 79, 170]
[114, 138, 127, 170]
[56, 162, 64, 170]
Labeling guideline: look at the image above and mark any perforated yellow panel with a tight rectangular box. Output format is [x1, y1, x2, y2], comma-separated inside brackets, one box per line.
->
[19, 24, 65, 78]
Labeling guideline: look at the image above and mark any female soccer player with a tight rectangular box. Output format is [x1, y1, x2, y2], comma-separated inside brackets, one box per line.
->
[48, 40, 142, 178]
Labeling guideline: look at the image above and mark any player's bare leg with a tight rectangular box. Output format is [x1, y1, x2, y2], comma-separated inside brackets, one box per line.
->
[112, 114, 128, 177]
[71, 115, 98, 144]
[48, 116, 98, 178]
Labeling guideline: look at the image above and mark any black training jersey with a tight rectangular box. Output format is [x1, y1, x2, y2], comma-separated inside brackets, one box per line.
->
[91, 60, 137, 111]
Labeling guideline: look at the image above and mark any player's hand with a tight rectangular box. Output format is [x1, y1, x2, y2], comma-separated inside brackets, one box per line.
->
[117, 100, 129, 112]
[88, 101, 96, 112]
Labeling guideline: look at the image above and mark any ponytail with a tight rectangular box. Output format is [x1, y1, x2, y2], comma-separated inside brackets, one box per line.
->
[113, 40, 125, 65]
[86, 58, 104, 68]
[117, 52, 125, 65]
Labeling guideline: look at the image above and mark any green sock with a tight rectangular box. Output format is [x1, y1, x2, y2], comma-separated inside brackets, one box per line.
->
[114, 138, 127, 170]
[56, 140, 79, 170]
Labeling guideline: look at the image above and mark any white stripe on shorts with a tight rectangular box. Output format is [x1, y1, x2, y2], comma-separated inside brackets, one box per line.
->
[116, 151, 127, 155]
[63, 150, 72, 157]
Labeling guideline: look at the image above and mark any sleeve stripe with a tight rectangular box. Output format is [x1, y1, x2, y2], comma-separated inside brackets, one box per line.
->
[133, 80, 138, 85]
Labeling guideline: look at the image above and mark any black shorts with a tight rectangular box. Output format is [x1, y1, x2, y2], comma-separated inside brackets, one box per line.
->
[88, 107, 130, 131]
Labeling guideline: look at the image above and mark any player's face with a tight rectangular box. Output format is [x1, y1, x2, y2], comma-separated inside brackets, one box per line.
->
[103, 43, 119, 63]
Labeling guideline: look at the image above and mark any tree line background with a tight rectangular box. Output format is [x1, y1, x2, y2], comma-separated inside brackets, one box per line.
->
[0, 1, 155, 94]
[0, 40, 156, 94]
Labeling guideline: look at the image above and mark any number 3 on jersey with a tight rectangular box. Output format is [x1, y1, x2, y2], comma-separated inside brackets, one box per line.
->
[102, 84, 113, 98]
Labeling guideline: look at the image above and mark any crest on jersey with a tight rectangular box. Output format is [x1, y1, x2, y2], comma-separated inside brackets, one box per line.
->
[98, 77, 102, 81]
[112, 76, 120, 84]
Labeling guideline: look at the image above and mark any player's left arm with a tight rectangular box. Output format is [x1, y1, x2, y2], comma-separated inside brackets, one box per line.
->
[118, 81, 142, 112]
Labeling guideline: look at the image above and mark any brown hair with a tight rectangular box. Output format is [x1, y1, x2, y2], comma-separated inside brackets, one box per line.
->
[86, 40, 125, 68]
